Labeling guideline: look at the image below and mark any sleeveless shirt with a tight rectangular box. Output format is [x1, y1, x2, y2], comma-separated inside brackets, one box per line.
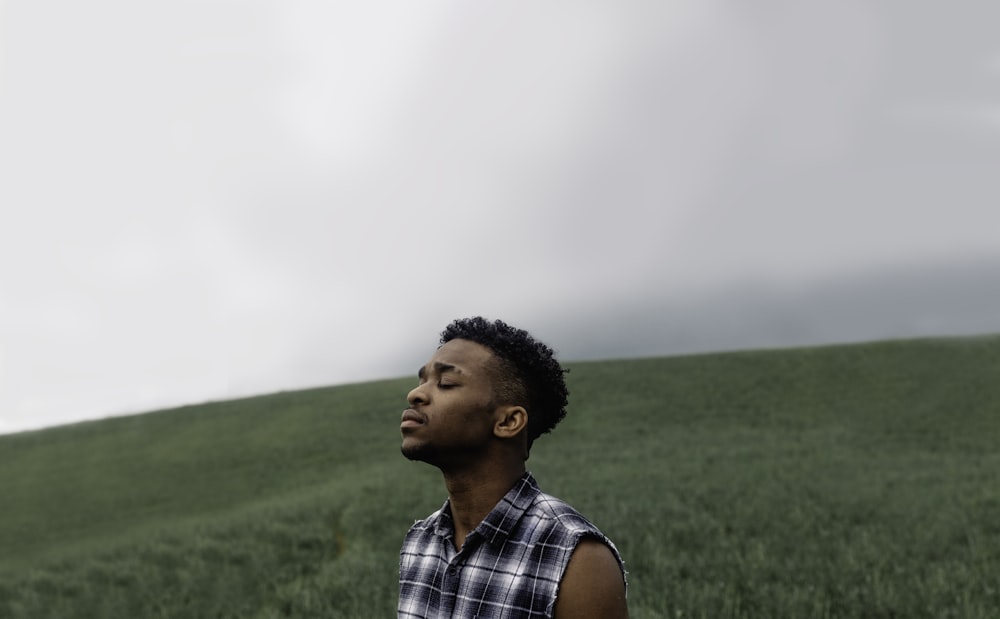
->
[398, 472, 625, 618]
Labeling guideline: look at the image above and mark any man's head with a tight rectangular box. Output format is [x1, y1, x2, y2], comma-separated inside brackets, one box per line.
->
[438, 317, 569, 449]
[401, 317, 569, 468]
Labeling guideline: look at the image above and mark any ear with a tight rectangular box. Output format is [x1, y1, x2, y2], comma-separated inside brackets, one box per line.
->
[493, 405, 528, 440]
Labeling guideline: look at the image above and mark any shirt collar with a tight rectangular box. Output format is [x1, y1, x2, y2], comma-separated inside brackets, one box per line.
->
[430, 471, 541, 549]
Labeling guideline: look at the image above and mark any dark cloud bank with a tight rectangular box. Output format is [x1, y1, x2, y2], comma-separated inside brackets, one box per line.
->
[538, 254, 1000, 363]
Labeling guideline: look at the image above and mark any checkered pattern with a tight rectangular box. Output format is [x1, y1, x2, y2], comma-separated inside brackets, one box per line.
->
[398, 472, 624, 618]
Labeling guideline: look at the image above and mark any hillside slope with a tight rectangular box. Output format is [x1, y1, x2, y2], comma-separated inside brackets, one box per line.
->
[2, 335, 998, 618]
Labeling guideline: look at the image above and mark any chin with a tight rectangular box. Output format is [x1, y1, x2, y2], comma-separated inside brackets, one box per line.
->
[401, 442, 429, 462]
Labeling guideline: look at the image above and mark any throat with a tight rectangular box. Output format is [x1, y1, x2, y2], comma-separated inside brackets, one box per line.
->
[442, 466, 526, 550]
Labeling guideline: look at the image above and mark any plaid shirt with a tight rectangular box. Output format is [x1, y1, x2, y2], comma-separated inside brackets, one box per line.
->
[398, 472, 625, 618]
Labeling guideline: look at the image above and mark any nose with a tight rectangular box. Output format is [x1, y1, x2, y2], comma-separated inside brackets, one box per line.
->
[407, 383, 428, 407]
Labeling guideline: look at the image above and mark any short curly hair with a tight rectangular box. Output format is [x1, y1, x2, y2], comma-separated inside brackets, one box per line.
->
[440, 317, 569, 449]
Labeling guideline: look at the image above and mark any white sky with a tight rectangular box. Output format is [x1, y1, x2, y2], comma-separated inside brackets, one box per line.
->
[2, 1, 999, 435]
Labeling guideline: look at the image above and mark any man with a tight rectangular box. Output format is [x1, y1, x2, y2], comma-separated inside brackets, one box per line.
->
[398, 317, 628, 618]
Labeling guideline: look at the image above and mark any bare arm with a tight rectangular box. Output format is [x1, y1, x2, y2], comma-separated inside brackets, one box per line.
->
[553, 538, 628, 618]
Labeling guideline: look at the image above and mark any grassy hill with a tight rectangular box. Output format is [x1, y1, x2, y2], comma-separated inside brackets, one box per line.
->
[1, 335, 998, 618]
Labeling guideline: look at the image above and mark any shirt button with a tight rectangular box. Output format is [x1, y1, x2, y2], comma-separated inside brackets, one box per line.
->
[448, 566, 458, 576]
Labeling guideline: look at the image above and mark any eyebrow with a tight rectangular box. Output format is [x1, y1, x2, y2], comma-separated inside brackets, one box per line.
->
[417, 362, 459, 380]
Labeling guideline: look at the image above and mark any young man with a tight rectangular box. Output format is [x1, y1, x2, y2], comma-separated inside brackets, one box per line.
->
[398, 317, 628, 618]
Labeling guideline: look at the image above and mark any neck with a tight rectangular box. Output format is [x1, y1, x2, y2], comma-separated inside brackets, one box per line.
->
[441, 459, 526, 551]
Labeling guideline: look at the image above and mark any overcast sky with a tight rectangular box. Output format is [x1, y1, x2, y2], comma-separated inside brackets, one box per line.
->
[2, 1, 998, 435]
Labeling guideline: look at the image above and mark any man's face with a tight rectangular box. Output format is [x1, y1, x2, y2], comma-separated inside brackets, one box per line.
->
[401, 338, 500, 467]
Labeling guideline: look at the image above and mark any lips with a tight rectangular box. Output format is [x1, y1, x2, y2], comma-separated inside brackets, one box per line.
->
[400, 409, 425, 429]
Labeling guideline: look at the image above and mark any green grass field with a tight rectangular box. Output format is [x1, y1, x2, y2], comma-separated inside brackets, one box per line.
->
[2, 335, 999, 618]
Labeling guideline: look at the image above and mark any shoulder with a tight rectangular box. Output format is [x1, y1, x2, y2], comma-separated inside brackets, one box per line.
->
[405, 505, 443, 534]
[553, 537, 629, 618]
[530, 491, 599, 531]
[401, 503, 449, 551]
[530, 492, 622, 554]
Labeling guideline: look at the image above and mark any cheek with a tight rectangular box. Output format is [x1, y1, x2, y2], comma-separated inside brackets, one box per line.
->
[470, 404, 500, 435]
[447, 399, 495, 431]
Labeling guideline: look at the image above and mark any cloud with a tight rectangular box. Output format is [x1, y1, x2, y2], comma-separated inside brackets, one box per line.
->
[534, 254, 1000, 362]
[2, 2, 999, 434]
